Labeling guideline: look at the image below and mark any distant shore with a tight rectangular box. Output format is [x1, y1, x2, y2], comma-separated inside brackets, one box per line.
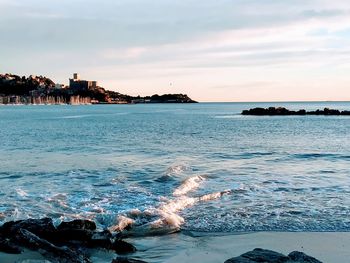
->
[0, 73, 197, 105]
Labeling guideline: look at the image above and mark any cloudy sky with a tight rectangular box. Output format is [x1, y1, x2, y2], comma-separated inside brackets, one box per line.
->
[1, 0, 350, 101]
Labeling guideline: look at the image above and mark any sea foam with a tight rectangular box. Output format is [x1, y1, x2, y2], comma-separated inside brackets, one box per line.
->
[111, 174, 230, 237]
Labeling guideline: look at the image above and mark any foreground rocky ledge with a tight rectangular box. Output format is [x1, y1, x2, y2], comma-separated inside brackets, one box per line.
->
[0, 218, 142, 263]
[242, 107, 350, 116]
[0, 219, 324, 263]
[225, 248, 322, 263]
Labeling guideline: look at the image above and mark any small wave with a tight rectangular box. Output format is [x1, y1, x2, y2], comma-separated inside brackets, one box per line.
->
[213, 115, 241, 119]
[199, 190, 231, 201]
[60, 115, 91, 119]
[0, 174, 23, 180]
[16, 188, 28, 197]
[292, 153, 350, 160]
[111, 184, 232, 237]
[165, 164, 190, 176]
[173, 175, 205, 196]
[157, 164, 191, 182]
[46, 193, 69, 209]
[110, 215, 135, 232]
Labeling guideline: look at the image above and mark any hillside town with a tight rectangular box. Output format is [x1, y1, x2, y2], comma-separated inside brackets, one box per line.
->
[0, 73, 196, 105]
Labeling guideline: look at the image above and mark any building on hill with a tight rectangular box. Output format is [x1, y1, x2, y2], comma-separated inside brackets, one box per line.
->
[69, 73, 97, 91]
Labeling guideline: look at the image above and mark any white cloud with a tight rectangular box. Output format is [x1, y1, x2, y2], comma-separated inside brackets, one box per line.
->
[1, 0, 350, 101]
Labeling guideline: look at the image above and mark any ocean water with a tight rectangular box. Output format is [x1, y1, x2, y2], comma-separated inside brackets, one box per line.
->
[0, 102, 350, 234]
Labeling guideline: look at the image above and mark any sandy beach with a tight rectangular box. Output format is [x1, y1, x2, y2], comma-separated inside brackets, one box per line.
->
[0, 249, 46, 263]
[2, 232, 347, 263]
[126, 232, 350, 263]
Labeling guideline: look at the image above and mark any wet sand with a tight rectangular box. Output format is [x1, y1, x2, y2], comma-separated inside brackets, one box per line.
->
[128, 232, 350, 263]
[1, 232, 349, 263]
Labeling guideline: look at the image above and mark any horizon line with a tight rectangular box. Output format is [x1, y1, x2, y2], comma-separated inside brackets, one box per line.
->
[199, 100, 350, 103]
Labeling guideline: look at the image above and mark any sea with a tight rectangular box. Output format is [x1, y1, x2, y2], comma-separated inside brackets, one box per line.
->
[0, 102, 350, 236]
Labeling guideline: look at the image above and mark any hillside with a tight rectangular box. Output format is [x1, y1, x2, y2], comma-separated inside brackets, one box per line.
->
[0, 73, 197, 104]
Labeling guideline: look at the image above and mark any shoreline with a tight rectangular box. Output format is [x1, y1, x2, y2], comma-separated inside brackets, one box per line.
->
[128, 231, 350, 263]
[2, 231, 348, 262]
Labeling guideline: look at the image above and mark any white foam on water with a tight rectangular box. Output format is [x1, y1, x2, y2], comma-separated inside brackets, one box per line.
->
[111, 175, 231, 237]
[214, 115, 241, 119]
[173, 175, 205, 196]
[46, 193, 69, 209]
[109, 215, 135, 232]
[16, 188, 28, 197]
[165, 164, 190, 176]
[199, 190, 231, 202]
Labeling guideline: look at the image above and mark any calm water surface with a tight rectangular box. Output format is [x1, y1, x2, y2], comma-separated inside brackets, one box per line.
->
[0, 102, 349, 232]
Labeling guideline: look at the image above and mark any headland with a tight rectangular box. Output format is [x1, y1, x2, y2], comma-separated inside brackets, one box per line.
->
[0, 73, 197, 105]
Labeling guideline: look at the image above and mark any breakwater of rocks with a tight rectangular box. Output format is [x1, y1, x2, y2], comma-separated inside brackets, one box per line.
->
[242, 107, 350, 116]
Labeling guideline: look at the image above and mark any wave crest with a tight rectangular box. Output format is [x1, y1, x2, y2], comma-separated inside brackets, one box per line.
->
[111, 175, 231, 237]
[173, 175, 205, 196]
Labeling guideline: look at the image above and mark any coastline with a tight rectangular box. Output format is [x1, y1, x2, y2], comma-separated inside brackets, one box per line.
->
[2, 232, 348, 262]
[127, 231, 350, 263]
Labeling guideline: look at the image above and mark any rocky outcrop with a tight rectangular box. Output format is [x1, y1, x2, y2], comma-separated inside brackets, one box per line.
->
[15, 229, 90, 263]
[143, 94, 197, 103]
[242, 107, 350, 116]
[288, 251, 323, 263]
[0, 218, 136, 263]
[0, 235, 22, 254]
[225, 248, 322, 263]
[112, 257, 148, 263]
[1, 219, 325, 263]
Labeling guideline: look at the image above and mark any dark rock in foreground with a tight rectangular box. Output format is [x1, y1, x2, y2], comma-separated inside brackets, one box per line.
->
[0, 235, 23, 254]
[15, 229, 90, 263]
[242, 107, 350, 116]
[225, 248, 322, 263]
[0, 219, 324, 263]
[0, 218, 136, 263]
[112, 257, 148, 263]
[288, 251, 323, 263]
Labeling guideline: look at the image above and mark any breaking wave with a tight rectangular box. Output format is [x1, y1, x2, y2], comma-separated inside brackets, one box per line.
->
[110, 175, 231, 237]
[173, 175, 204, 196]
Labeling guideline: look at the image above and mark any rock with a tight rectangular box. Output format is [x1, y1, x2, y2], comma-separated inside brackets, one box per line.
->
[288, 251, 322, 263]
[225, 248, 290, 262]
[0, 236, 22, 254]
[0, 218, 56, 240]
[51, 229, 94, 243]
[225, 256, 255, 263]
[52, 220, 96, 243]
[88, 230, 114, 249]
[57, 220, 96, 231]
[15, 228, 91, 263]
[225, 249, 323, 263]
[0, 218, 137, 262]
[242, 107, 350, 116]
[111, 239, 137, 254]
[242, 107, 267, 115]
[86, 231, 136, 254]
[112, 257, 148, 263]
[15, 260, 53, 263]
[323, 108, 340, 115]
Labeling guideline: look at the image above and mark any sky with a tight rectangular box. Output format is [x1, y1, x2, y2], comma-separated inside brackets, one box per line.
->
[1, 0, 350, 102]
